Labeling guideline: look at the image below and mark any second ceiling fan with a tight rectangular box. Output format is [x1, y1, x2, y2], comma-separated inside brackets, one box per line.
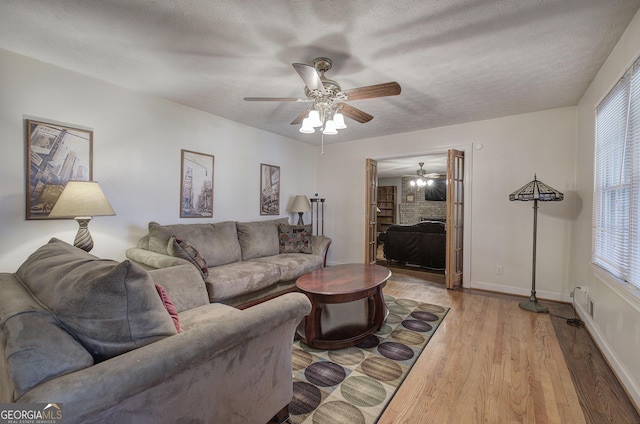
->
[243, 57, 401, 134]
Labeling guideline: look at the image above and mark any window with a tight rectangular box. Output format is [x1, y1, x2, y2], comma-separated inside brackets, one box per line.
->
[594, 55, 640, 290]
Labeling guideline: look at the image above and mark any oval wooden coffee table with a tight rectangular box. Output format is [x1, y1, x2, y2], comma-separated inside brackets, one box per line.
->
[296, 263, 391, 350]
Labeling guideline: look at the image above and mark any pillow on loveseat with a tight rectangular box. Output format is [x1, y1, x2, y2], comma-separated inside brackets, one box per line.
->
[278, 224, 312, 253]
[167, 236, 209, 279]
[237, 218, 289, 260]
[16, 238, 177, 361]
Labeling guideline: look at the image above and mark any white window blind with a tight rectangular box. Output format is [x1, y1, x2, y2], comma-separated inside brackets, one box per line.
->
[594, 55, 640, 289]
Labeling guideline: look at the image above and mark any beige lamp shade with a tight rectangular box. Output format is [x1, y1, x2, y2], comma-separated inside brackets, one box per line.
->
[49, 181, 116, 218]
[290, 195, 312, 213]
[290, 195, 311, 225]
[49, 181, 115, 252]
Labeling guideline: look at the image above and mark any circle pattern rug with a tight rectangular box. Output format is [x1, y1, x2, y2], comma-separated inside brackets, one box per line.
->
[289, 296, 449, 423]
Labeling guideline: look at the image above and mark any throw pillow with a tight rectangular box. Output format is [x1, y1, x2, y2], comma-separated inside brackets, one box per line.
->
[16, 238, 177, 362]
[155, 284, 181, 333]
[167, 236, 209, 279]
[278, 224, 313, 254]
[236, 218, 289, 260]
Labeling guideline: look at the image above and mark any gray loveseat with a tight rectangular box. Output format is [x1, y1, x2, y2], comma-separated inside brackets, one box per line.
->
[125, 218, 332, 307]
[0, 238, 311, 423]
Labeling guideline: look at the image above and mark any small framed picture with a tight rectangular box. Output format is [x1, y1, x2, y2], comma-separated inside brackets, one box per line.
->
[180, 149, 214, 218]
[26, 119, 93, 219]
[406, 193, 415, 203]
[260, 163, 280, 215]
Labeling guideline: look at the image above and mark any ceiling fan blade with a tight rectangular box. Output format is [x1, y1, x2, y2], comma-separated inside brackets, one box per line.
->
[339, 103, 374, 123]
[341, 82, 401, 101]
[290, 107, 312, 125]
[292, 63, 326, 94]
[243, 97, 311, 102]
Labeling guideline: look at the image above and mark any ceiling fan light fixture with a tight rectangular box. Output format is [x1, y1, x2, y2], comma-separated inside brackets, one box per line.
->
[416, 178, 427, 188]
[308, 110, 322, 127]
[299, 118, 315, 133]
[333, 112, 347, 129]
[323, 119, 337, 135]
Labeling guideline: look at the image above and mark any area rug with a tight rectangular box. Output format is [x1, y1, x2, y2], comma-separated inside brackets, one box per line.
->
[289, 295, 449, 424]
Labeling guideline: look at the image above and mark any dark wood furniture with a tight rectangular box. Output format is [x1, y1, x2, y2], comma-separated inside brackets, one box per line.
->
[295, 263, 391, 349]
[376, 186, 397, 232]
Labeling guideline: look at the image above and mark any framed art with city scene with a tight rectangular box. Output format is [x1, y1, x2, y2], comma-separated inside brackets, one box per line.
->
[180, 149, 214, 218]
[26, 119, 93, 220]
[260, 163, 280, 215]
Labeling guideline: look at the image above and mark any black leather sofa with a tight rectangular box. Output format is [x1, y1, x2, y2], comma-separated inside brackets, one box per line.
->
[378, 220, 445, 270]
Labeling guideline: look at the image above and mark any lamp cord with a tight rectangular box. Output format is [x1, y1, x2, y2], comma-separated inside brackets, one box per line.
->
[549, 292, 584, 327]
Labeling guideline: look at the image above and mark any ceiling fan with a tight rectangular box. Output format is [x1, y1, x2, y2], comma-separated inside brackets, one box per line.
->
[243, 57, 401, 135]
[405, 162, 443, 190]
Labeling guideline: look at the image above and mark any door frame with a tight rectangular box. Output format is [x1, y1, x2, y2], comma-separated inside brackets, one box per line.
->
[365, 145, 473, 288]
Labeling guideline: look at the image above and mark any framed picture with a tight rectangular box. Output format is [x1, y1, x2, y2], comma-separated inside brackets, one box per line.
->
[180, 149, 214, 218]
[260, 163, 280, 215]
[406, 193, 415, 203]
[26, 119, 93, 219]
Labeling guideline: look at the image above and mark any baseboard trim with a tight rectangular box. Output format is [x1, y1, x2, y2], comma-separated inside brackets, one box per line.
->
[574, 302, 640, 414]
[469, 280, 570, 303]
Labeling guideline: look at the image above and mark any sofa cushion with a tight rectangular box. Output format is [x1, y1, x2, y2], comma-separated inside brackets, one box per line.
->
[148, 221, 241, 267]
[278, 224, 312, 254]
[204, 261, 281, 302]
[16, 238, 177, 361]
[253, 253, 324, 281]
[167, 236, 209, 279]
[0, 274, 94, 400]
[236, 218, 289, 261]
[3, 310, 94, 400]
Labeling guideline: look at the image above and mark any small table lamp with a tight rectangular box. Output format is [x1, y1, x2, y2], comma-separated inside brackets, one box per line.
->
[290, 195, 312, 225]
[49, 181, 116, 252]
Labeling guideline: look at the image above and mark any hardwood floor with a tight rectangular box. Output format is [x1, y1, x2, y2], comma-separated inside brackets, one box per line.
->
[377, 269, 640, 424]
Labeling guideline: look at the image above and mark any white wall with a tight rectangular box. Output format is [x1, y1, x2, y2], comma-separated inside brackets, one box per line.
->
[573, 9, 640, 409]
[316, 107, 577, 301]
[0, 49, 317, 270]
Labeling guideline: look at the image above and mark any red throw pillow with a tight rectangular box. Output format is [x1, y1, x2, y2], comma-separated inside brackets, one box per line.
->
[155, 284, 181, 333]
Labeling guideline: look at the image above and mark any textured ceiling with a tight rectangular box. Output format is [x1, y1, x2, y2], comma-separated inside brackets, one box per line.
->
[1, 0, 639, 149]
[377, 155, 448, 179]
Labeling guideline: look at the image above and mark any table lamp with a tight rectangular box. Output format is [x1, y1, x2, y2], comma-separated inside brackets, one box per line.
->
[49, 181, 116, 252]
[290, 195, 311, 225]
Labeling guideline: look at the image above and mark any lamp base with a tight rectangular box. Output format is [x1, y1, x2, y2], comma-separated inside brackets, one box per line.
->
[73, 217, 94, 252]
[519, 292, 548, 313]
[297, 212, 305, 225]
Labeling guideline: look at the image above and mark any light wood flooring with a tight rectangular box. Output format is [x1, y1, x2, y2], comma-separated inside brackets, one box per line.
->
[378, 269, 640, 424]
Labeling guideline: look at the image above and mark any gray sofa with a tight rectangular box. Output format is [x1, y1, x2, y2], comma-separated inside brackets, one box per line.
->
[0, 238, 311, 423]
[125, 218, 331, 307]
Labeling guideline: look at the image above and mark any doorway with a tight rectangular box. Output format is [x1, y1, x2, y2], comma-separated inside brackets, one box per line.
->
[365, 150, 465, 289]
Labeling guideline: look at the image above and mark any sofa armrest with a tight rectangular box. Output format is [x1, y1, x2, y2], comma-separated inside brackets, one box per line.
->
[312, 235, 332, 267]
[20, 293, 312, 424]
[147, 265, 209, 312]
[125, 247, 190, 270]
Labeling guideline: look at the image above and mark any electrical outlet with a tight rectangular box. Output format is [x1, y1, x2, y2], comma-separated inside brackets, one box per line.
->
[496, 265, 503, 275]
